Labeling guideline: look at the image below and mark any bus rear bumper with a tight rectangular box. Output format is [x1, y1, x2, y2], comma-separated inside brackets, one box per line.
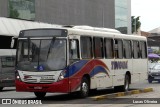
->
[15, 79, 70, 93]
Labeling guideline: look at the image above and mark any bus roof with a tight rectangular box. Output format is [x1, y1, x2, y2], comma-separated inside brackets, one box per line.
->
[64, 25, 121, 34]
[0, 17, 61, 37]
[19, 26, 147, 41]
[65, 26, 147, 41]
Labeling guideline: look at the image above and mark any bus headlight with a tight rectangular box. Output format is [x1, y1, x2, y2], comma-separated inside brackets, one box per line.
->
[58, 70, 66, 81]
[15, 71, 21, 81]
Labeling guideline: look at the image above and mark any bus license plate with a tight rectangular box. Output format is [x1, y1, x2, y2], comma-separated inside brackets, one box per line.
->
[41, 76, 53, 79]
[34, 86, 42, 90]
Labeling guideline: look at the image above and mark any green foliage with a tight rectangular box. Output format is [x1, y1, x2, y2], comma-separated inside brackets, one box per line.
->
[131, 16, 141, 33]
[9, 1, 19, 18]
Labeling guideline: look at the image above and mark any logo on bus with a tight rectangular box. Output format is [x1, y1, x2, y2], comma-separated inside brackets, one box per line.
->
[111, 61, 128, 70]
[37, 65, 44, 71]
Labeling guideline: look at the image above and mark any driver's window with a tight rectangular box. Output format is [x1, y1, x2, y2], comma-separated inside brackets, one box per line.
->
[69, 40, 79, 59]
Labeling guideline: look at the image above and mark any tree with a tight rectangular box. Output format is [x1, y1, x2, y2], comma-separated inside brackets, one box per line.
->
[9, 1, 19, 19]
[131, 16, 141, 33]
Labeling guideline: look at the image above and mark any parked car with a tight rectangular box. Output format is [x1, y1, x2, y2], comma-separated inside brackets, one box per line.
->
[148, 62, 157, 70]
[148, 63, 160, 83]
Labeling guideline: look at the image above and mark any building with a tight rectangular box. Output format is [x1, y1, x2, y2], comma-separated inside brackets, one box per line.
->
[148, 27, 160, 47]
[140, 27, 160, 53]
[0, 0, 131, 34]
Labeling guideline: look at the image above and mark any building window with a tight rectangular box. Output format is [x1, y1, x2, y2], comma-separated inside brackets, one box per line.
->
[115, 0, 128, 34]
[80, 36, 92, 59]
[8, 0, 35, 20]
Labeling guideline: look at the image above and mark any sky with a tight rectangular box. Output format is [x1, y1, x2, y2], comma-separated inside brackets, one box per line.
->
[131, 0, 160, 31]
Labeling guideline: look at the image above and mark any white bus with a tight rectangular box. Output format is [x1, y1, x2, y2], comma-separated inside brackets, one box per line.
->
[0, 17, 61, 91]
[15, 26, 148, 98]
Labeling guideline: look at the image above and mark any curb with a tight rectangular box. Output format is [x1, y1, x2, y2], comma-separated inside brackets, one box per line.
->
[91, 88, 153, 101]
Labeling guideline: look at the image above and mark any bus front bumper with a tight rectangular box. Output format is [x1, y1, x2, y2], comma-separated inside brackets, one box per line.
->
[15, 79, 70, 93]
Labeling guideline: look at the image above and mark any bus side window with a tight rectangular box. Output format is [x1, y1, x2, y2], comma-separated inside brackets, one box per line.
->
[104, 38, 114, 58]
[114, 39, 123, 59]
[133, 41, 141, 59]
[69, 40, 79, 59]
[93, 37, 104, 58]
[140, 41, 147, 58]
[123, 40, 132, 59]
[80, 36, 93, 59]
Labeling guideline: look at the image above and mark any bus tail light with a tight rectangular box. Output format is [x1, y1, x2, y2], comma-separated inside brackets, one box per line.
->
[58, 70, 66, 81]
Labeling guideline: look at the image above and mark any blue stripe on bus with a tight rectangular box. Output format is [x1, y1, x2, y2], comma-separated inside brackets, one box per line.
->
[65, 60, 88, 77]
[65, 60, 108, 78]
[89, 66, 108, 77]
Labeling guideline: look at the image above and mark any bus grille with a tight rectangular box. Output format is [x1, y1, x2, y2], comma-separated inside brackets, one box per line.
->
[23, 75, 55, 83]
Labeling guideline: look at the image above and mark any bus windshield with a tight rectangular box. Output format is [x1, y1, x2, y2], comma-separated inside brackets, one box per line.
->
[17, 38, 67, 71]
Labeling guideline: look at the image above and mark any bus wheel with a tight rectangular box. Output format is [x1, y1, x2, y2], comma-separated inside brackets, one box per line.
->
[79, 77, 89, 98]
[114, 75, 130, 92]
[34, 92, 46, 98]
[124, 75, 130, 91]
[0, 87, 3, 91]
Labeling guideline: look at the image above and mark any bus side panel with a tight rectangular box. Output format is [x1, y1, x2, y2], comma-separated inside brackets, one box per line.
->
[93, 59, 113, 89]
[68, 59, 111, 92]
[112, 59, 132, 86]
[132, 59, 147, 83]
[68, 60, 92, 92]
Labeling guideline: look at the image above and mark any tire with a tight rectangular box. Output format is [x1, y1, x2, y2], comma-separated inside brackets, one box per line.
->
[114, 74, 130, 92]
[0, 87, 3, 91]
[124, 75, 130, 91]
[34, 92, 46, 98]
[79, 77, 89, 98]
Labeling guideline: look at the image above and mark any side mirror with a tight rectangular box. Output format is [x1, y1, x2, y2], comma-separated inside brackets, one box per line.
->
[11, 37, 15, 48]
[71, 40, 76, 50]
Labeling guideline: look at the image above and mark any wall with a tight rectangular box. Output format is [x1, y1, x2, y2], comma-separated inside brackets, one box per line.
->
[35, 0, 115, 28]
[0, 0, 8, 17]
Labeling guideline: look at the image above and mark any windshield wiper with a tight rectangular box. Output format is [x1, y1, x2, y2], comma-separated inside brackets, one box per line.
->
[46, 37, 56, 60]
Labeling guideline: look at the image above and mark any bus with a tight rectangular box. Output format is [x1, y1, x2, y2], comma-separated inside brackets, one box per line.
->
[0, 17, 61, 91]
[0, 17, 18, 91]
[0, 49, 16, 91]
[15, 26, 148, 98]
